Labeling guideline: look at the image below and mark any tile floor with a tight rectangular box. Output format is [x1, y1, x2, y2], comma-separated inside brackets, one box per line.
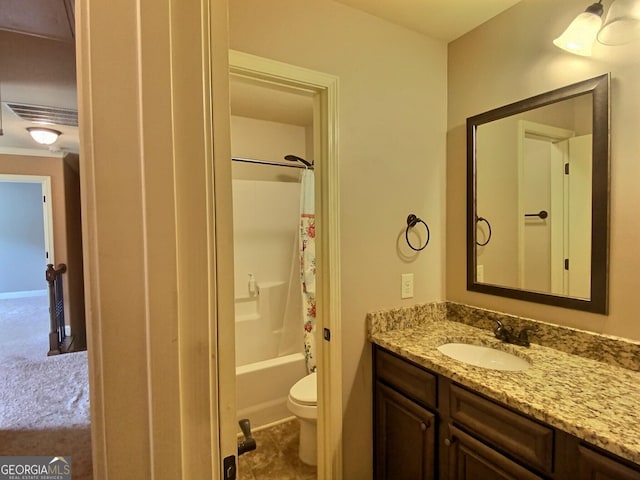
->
[238, 418, 316, 480]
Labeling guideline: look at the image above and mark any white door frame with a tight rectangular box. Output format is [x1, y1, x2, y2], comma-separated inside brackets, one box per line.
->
[78, 0, 235, 477]
[0, 173, 55, 267]
[228, 50, 343, 479]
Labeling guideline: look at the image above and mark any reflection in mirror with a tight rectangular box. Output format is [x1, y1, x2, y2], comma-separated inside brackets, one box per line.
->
[467, 74, 609, 313]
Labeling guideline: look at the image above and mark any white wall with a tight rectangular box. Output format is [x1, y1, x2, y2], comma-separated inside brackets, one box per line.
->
[232, 180, 300, 296]
[229, 1, 447, 476]
[230, 115, 307, 295]
[447, 0, 640, 341]
[231, 115, 308, 166]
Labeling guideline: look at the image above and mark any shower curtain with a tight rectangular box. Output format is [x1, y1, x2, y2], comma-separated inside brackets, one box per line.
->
[300, 169, 316, 373]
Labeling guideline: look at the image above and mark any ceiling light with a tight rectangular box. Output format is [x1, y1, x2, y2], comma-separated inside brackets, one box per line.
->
[27, 127, 62, 145]
[553, 1, 604, 56]
[597, 0, 640, 45]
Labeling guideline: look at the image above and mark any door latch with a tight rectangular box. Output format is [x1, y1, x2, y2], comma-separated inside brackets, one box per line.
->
[223, 455, 236, 480]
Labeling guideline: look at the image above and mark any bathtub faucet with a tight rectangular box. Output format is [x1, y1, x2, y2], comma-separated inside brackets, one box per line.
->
[237, 418, 257, 456]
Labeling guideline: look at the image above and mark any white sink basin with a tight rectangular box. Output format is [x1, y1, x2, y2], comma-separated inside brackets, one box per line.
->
[437, 343, 530, 371]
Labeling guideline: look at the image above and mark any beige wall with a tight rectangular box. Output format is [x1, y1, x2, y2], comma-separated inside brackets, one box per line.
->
[0, 153, 67, 265]
[231, 115, 308, 164]
[229, 1, 447, 476]
[447, 0, 640, 340]
[62, 154, 86, 348]
[0, 152, 84, 341]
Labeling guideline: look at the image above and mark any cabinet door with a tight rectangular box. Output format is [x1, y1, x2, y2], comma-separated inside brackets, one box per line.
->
[375, 381, 436, 480]
[447, 424, 544, 480]
[578, 444, 640, 480]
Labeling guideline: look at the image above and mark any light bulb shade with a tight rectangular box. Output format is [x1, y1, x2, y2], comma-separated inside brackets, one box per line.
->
[554, 10, 603, 56]
[597, 0, 640, 45]
[27, 127, 61, 145]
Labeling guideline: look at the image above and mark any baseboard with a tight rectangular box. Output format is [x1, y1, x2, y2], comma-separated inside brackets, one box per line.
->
[0, 289, 48, 300]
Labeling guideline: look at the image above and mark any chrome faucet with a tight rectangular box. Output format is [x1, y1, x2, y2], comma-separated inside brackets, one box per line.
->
[493, 319, 531, 347]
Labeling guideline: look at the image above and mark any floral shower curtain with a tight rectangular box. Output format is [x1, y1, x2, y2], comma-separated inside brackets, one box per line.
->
[300, 169, 316, 373]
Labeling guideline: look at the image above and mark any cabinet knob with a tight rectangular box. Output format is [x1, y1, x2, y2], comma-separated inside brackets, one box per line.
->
[444, 438, 452, 447]
[420, 420, 430, 431]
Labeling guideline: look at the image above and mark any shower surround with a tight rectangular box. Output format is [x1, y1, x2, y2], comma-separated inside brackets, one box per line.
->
[233, 178, 306, 428]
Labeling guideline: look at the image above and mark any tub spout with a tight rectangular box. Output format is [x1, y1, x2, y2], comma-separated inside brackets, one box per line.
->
[238, 418, 257, 456]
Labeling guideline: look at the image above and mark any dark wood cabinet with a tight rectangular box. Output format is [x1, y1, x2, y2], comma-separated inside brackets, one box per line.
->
[447, 424, 544, 480]
[448, 384, 553, 474]
[374, 381, 436, 480]
[578, 444, 640, 480]
[373, 345, 640, 480]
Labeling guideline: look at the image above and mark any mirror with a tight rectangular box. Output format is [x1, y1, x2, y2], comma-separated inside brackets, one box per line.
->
[467, 74, 610, 314]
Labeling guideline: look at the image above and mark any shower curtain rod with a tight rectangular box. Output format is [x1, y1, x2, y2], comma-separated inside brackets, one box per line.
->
[231, 156, 314, 170]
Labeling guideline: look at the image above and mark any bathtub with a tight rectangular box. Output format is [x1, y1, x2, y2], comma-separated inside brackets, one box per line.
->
[236, 352, 307, 429]
[235, 281, 306, 429]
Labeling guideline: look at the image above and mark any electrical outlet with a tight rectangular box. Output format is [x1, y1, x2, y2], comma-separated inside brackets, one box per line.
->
[477, 265, 484, 283]
[401, 273, 414, 299]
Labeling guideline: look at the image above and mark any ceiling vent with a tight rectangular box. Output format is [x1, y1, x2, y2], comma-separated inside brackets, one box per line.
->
[5, 102, 78, 127]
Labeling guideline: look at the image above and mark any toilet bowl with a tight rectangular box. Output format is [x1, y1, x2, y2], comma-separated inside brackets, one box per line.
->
[287, 371, 317, 466]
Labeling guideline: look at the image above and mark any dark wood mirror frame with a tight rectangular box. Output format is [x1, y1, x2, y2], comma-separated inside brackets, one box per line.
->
[466, 74, 610, 314]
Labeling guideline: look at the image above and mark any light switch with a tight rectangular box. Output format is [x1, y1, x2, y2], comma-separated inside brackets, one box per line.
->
[401, 273, 414, 299]
[477, 265, 484, 283]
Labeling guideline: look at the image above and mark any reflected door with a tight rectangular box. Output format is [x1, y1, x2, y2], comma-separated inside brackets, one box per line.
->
[567, 135, 592, 299]
[522, 137, 554, 293]
[519, 133, 592, 298]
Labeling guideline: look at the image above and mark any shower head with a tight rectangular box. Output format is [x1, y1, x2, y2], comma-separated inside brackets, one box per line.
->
[284, 154, 313, 168]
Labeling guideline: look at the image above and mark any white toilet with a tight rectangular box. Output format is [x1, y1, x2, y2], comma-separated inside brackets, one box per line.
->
[287, 371, 317, 466]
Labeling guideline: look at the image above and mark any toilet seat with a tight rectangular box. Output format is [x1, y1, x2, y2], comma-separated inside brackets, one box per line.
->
[289, 372, 317, 406]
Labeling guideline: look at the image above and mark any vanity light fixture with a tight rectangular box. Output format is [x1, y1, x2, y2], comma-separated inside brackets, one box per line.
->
[597, 0, 640, 45]
[26, 127, 62, 145]
[554, 1, 604, 56]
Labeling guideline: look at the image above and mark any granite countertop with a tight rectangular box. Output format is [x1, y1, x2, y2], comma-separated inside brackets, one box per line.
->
[368, 307, 640, 465]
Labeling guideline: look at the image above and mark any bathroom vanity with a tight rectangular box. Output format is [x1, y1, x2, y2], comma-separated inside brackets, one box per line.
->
[368, 303, 640, 480]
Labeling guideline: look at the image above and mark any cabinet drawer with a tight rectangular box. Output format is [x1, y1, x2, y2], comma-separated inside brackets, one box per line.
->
[375, 348, 437, 408]
[450, 384, 554, 474]
[448, 424, 545, 480]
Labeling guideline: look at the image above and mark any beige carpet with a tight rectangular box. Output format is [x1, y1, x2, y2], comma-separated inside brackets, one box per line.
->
[0, 294, 92, 480]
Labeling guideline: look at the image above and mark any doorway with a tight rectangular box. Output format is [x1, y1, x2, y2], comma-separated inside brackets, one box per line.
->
[230, 73, 315, 478]
[0, 175, 53, 359]
[228, 50, 342, 479]
[0, 173, 92, 478]
[0, 175, 54, 296]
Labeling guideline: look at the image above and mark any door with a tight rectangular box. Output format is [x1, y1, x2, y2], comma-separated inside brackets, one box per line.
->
[566, 135, 592, 299]
[522, 136, 554, 293]
[516, 120, 574, 295]
[375, 381, 436, 480]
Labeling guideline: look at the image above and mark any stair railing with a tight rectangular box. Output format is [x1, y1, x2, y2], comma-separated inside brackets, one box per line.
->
[46, 263, 67, 355]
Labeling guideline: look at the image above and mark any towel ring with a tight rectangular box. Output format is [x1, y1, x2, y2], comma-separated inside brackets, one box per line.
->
[476, 216, 492, 246]
[405, 214, 430, 251]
